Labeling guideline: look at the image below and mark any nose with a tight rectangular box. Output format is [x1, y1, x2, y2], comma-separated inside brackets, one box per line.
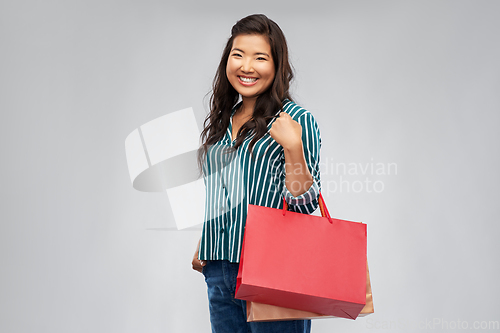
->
[240, 58, 254, 73]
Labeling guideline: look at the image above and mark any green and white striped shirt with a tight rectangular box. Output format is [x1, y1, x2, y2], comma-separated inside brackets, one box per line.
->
[199, 100, 322, 263]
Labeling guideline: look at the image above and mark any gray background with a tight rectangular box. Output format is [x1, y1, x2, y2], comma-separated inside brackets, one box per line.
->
[1, 0, 499, 332]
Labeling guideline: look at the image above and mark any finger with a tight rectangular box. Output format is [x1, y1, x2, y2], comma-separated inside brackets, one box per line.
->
[192, 259, 206, 272]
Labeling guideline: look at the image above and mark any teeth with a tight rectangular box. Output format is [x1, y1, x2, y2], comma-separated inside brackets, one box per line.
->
[240, 76, 257, 83]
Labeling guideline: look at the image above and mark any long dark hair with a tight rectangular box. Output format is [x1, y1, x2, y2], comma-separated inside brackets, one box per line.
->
[198, 14, 294, 171]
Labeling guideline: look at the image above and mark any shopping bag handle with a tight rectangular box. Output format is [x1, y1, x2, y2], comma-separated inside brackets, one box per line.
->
[282, 192, 332, 223]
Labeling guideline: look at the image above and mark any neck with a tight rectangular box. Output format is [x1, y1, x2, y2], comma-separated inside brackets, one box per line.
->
[239, 96, 256, 116]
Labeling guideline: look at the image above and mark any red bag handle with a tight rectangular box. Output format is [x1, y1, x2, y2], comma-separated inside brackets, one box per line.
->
[282, 192, 332, 223]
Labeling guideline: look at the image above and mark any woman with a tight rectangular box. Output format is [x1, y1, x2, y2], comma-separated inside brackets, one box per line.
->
[192, 14, 321, 333]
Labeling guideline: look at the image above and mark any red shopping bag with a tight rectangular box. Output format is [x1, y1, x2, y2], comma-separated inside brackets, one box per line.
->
[235, 193, 367, 320]
[246, 262, 374, 322]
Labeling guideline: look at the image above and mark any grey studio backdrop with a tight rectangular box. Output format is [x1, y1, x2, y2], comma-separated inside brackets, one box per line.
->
[1, 1, 499, 332]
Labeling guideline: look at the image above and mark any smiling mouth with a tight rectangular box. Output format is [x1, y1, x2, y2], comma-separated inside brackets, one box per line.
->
[238, 76, 258, 84]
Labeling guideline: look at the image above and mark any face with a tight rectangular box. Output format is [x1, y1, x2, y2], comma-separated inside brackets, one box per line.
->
[226, 34, 275, 102]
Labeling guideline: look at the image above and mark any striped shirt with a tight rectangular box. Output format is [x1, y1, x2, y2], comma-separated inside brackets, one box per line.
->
[199, 100, 322, 263]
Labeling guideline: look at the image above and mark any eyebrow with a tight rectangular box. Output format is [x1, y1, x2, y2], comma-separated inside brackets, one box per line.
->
[231, 48, 270, 57]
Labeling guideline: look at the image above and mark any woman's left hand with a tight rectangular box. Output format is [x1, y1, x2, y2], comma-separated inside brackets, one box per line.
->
[269, 112, 302, 150]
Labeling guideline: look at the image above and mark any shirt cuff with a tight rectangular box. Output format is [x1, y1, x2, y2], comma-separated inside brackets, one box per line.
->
[284, 180, 320, 206]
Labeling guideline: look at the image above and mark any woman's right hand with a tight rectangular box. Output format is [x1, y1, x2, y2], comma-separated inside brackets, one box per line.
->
[192, 237, 206, 273]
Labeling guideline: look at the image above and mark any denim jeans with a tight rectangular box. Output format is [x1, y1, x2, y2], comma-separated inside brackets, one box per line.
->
[203, 260, 311, 333]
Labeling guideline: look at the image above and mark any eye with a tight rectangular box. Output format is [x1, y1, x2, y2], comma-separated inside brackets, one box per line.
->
[257, 57, 267, 61]
[231, 53, 242, 58]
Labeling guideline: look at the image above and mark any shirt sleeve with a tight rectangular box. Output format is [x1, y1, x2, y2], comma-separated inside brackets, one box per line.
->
[281, 111, 322, 214]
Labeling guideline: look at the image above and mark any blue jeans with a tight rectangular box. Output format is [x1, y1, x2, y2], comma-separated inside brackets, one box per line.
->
[202, 260, 312, 333]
